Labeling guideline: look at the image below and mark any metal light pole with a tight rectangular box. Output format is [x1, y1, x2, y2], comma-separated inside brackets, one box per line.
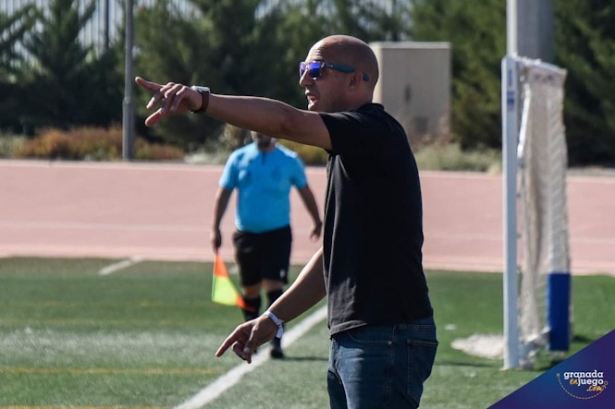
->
[503, 0, 554, 370]
[507, 0, 518, 56]
[104, 0, 110, 50]
[122, 0, 135, 160]
[517, 0, 554, 62]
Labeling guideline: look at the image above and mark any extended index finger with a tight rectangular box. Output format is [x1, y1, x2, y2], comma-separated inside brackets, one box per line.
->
[215, 331, 243, 358]
[135, 76, 162, 93]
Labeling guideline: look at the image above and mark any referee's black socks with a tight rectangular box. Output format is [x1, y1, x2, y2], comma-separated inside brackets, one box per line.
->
[241, 289, 283, 322]
[266, 288, 283, 307]
[242, 295, 261, 322]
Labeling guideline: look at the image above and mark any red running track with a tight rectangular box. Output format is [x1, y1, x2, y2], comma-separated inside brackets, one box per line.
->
[1, 159, 614, 275]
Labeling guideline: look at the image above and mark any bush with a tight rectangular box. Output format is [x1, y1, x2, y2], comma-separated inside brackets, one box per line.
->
[187, 124, 329, 166]
[187, 131, 503, 172]
[0, 133, 28, 158]
[278, 140, 328, 166]
[13, 126, 184, 161]
[414, 140, 501, 173]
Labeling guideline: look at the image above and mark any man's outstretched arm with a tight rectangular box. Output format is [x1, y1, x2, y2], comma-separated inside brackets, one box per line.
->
[135, 77, 332, 150]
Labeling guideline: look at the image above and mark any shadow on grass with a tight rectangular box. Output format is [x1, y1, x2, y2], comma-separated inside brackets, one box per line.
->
[533, 334, 599, 371]
[536, 361, 564, 371]
[572, 334, 598, 343]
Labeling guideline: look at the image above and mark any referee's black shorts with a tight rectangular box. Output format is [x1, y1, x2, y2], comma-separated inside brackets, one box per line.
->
[233, 225, 292, 287]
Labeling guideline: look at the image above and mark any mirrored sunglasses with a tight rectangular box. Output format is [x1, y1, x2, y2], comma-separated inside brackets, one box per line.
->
[299, 61, 370, 82]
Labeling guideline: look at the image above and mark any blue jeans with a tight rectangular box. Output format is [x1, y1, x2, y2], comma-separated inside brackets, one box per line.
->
[327, 317, 438, 409]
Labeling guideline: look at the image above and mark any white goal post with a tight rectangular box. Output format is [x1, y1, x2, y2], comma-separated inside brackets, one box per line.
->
[501, 55, 571, 369]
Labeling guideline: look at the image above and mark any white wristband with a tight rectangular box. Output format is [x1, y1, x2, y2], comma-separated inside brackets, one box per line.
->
[264, 310, 284, 339]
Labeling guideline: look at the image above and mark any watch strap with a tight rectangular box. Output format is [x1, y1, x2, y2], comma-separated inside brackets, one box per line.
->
[190, 86, 210, 113]
[263, 310, 284, 339]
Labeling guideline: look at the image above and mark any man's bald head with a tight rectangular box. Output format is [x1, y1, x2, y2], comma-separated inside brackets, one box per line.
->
[301, 35, 380, 112]
[311, 35, 379, 88]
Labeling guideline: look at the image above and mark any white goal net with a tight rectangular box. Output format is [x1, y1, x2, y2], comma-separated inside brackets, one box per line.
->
[515, 58, 571, 367]
[453, 57, 571, 369]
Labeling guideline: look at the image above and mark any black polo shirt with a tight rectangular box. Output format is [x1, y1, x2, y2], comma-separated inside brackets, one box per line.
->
[319, 103, 433, 335]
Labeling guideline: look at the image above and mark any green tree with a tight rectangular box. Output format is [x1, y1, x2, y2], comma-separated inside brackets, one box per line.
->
[410, 0, 506, 150]
[21, 0, 122, 129]
[134, 0, 297, 148]
[326, 0, 412, 42]
[268, 0, 329, 108]
[192, 0, 284, 97]
[132, 0, 221, 148]
[0, 4, 36, 78]
[0, 4, 37, 133]
[555, 0, 615, 165]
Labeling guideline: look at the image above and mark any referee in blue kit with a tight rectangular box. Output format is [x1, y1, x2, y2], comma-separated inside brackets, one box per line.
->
[211, 131, 322, 358]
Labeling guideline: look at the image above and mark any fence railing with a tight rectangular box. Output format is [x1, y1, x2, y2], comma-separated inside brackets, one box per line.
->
[1, 0, 198, 54]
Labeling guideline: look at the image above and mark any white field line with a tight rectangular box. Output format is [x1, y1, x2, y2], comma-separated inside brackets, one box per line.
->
[174, 305, 328, 409]
[98, 257, 143, 275]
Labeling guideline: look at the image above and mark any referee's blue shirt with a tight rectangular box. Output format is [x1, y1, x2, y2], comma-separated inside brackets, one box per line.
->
[219, 143, 308, 233]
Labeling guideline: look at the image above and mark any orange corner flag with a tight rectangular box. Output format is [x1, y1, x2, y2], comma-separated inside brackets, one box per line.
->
[211, 254, 254, 311]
